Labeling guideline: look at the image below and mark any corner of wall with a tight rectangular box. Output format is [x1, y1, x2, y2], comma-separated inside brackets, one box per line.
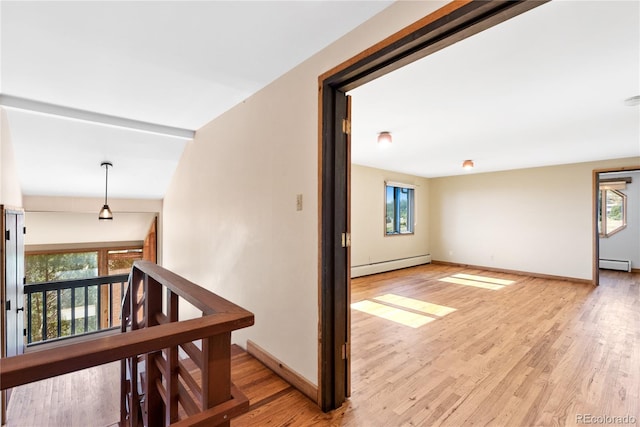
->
[1, 107, 24, 208]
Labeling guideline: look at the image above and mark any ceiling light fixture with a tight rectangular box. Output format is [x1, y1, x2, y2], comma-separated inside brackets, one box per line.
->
[98, 161, 114, 220]
[462, 160, 474, 170]
[378, 131, 392, 147]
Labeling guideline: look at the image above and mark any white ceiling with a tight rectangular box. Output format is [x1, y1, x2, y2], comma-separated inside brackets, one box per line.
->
[349, 1, 640, 178]
[0, 1, 392, 198]
[1, 1, 638, 200]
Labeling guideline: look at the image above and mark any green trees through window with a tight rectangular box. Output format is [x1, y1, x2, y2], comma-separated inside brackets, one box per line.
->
[386, 184, 415, 235]
[599, 188, 627, 237]
[25, 247, 142, 343]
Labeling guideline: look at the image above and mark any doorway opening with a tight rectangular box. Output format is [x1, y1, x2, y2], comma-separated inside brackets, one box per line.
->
[318, 0, 549, 411]
[594, 167, 640, 285]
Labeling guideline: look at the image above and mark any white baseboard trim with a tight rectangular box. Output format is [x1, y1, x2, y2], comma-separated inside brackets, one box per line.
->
[351, 254, 432, 278]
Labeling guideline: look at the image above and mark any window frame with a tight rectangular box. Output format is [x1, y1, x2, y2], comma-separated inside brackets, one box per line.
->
[598, 187, 627, 238]
[25, 244, 143, 283]
[384, 181, 415, 236]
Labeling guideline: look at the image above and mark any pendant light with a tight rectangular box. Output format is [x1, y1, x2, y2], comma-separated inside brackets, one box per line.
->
[98, 161, 113, 220]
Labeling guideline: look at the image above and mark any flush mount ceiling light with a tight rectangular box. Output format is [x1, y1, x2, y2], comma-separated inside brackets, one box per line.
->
[624, 95, 640, 106]
[378, 131, 392, 147]
[98, 161, 113, 220]
[462, 160, 474, 170]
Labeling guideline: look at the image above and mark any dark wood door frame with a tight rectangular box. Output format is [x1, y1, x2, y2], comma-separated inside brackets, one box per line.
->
[318, 0, 548, 412]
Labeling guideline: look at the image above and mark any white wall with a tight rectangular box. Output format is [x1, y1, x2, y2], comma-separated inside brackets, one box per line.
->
[351, 164, 430, 267]
[599, 170, 640, 269]
[1, 107, 23, 207]
[162, 1, 447, 385]
[25, 212, 156, 247]
[23, 196, 162, 261]
[429, 157, 640, 280]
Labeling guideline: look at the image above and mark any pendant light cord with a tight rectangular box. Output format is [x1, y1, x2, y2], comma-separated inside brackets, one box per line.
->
[104, 163, 109, 205]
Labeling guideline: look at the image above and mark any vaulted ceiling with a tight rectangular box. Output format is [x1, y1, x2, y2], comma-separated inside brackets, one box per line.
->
[1, 1, 392, 199]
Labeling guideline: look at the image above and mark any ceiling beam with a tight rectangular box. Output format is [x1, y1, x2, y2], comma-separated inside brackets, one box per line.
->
[0, 94, 195, 140]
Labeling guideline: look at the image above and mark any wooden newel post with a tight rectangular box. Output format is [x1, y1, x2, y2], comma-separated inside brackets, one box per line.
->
[202, 331, 232, 427]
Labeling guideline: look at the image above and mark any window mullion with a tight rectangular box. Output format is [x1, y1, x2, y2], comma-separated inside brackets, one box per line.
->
[395, 187, 401, 233]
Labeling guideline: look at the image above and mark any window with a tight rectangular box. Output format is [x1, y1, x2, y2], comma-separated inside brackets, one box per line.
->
[598, 185, 627, 237]
[25, 246, 143, 283]
[385, 182, 415, 235]
[25, 246, 143, 343]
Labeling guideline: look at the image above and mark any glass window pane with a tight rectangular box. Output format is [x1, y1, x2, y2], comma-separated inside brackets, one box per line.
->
[107, 249, 143, 275]
[385, 185, 414, 235]
[605, 190, 624, 235]
[399, 188, 409, 233]
[29, 292, 43, 343]
[87, 285, 98, 332]
[60, 288, 72, 338]
[26, 252, 98, 284]
[45, 290, 58, 340]
[75, 287, 85, 334]
[386, 186, 395, 234]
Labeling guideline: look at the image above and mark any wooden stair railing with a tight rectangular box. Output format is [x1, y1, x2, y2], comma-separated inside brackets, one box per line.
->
[0, 261, 254, 427]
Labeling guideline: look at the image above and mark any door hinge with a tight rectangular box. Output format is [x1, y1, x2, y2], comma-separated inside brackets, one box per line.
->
[23, 277, 26, 285]
[5, 230, 10, 241]
[342, 118, 351, 135]
[341, 232, 351, 248]
[23, 226, 26, 234]
[341, 342, 349, 360]
[23, 329, 27, 337]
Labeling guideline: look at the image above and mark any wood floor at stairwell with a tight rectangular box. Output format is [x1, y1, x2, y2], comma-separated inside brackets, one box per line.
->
[6, 265, 640, 426]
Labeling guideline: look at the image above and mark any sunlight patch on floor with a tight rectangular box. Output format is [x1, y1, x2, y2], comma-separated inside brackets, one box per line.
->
[351, 300, 435, 328]
[452, 273, 515, 286]
[373, 294, 457, 317]
[440, 276, 505, 290]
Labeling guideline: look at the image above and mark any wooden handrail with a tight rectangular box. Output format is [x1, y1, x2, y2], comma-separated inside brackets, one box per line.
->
[0, 311, 252, 390]
[0, 261, 254, 427]
[129, 261, 246, 316]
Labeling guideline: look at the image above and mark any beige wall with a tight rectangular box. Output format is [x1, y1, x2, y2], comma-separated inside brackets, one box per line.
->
[162, 1, 447, 385]
[351, 164, 430, 267]
[429, 157, 640, 280]
[1, 108, 23, 207]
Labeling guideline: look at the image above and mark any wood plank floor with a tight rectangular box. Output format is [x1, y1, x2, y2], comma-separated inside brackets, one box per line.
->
[5, 361, 120, 426]
[6, 265, 640, 426]
[235, 265, 640, 426]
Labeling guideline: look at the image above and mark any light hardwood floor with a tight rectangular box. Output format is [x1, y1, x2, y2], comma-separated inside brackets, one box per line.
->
[235, 265, 639, 426]
[5, 361, 120, 427]
[340, 265, 639, 426]
[5, 266, 639, 426]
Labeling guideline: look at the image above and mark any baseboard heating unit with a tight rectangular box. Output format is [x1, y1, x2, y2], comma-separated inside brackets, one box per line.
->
[351, 254, 431, 278]
[599, 259, 631, 272]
